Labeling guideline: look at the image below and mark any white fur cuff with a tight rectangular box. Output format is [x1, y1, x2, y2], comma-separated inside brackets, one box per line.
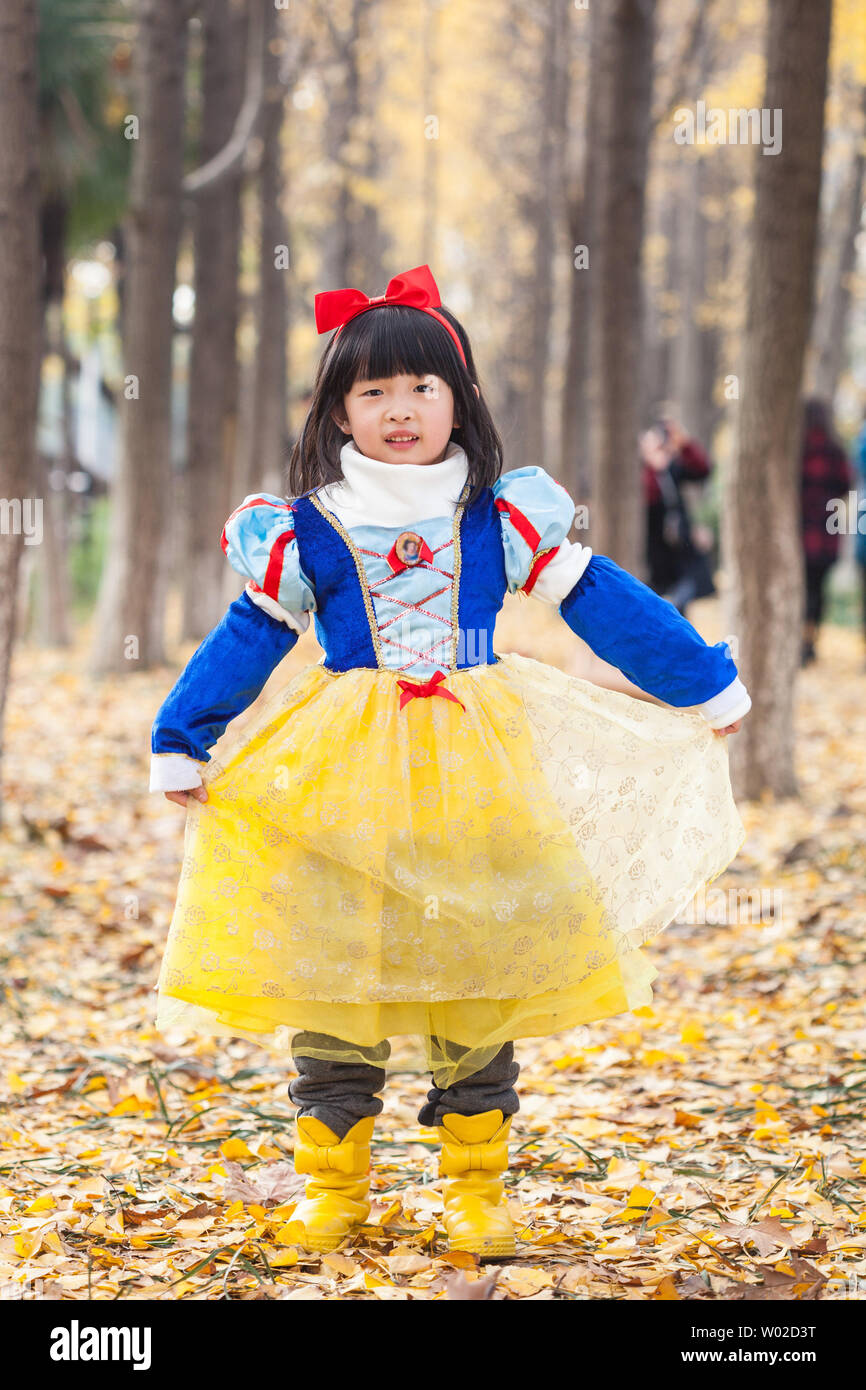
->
[150, 753, 205, 792]
[698, 677, 752, 729]
[529, 538, 594, 605]
[245, 582, 310, 634]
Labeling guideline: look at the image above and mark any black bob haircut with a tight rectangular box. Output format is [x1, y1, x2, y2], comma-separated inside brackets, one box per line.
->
[286, 303, 503, 508]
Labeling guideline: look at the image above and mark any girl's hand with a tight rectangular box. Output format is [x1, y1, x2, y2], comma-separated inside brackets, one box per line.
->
[712, 719, 743, 737]
[664, 417, 687, 451]
[164, 787, 209, 807]
[640, 429, 669, 469]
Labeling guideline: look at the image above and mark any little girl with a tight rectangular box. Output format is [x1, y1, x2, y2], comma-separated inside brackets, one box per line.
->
[150, 264, 750, 1260]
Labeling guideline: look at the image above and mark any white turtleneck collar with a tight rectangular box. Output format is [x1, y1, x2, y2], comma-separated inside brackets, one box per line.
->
[316, 438, 470, 527]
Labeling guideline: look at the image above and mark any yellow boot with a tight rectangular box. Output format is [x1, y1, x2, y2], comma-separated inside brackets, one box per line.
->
[291, 1115, 374, 1253]
[436, 1109, 516, 1259]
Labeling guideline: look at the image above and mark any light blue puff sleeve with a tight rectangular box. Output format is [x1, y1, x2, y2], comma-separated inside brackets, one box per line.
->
[221, 493, 317, 628]
[493, 466, 578, 594]
[493, 466, 595, 605]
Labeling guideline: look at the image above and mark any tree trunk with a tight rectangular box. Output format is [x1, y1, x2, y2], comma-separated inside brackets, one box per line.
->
[681, 22, 729, 453]
[808, 84, 866, 406]
[560, 186, 591, 500]
[561, 4, 599, 502]
[661, 162, 688, 415]
[90, 0, 189, 674]
[33, 450, 73, 648]
[320, 0, 363, 290]
[30, 292, 74, 649]
[523, 0, 569, 469]
[695, 156, 729, 451]
[318, 0, 387, 294]
[586, 0, 656, 570]
[181, 0, 247, 643]
[670, 155, 712, 440]
[0, 0, 42, 819]
[232, 0, 290, 522]
[352, 1, 389, 292]
[420, 0, 440, 265]
[724, 0, 832, 800]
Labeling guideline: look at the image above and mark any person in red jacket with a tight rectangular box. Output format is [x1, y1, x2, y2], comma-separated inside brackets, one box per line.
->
[800, 397, 854, 666]
[641, 414, 716, 618]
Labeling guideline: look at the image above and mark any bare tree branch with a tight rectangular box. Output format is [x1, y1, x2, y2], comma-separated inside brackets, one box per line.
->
[651, 0, 719, 131]
[316, 0, 367, 60]
[280, 18, 317, 91]
[182, 0, 267, 197]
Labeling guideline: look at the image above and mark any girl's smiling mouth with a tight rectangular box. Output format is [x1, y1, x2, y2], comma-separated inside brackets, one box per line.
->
[384, 433, 420, 450]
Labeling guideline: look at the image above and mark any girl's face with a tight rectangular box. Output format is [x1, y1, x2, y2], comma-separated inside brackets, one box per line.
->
[331, 372, 458, 466]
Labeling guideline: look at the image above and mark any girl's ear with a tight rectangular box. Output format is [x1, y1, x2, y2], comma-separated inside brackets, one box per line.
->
[330, 405, 351, 433]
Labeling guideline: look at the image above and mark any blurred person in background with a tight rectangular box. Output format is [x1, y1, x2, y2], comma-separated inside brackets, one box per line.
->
[641, 412, 716, 619]
[800, 397, 854, 667]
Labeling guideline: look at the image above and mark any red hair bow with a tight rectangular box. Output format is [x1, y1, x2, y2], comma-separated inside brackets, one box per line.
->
[314, 264, 467, 367]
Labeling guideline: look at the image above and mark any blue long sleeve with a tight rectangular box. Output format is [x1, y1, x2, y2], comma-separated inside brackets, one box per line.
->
[559, 555, 740, 708]
[151, 590, 298, 767]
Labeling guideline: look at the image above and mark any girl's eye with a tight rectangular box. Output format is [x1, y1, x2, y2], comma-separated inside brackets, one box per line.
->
[356, 380, 438, 397]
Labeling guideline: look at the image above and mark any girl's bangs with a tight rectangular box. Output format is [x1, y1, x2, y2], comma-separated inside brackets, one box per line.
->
[330, 307, 461, 391]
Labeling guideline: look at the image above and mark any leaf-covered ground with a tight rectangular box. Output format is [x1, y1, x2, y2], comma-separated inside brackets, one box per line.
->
[1, 600, 865, 1301]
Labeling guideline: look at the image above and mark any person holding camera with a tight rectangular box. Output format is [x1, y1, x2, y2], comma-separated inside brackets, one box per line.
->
[640, 414, 716, 619]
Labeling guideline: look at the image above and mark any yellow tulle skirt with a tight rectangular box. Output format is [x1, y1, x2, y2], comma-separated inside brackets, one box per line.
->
[155, 652, 746, 1087]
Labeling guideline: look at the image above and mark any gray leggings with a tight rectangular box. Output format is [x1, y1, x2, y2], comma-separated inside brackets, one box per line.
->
[288, 1032, 520, 1142]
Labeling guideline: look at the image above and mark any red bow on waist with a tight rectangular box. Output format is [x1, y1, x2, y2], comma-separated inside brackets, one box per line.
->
[397, 669, 466, 713]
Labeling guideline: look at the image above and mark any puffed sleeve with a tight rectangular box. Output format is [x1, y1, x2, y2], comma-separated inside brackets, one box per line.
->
[559, 556, 752, 730]
[493, 466, 593, 604]
[150, 590, 300, 791]
[221, 493, 317, 634]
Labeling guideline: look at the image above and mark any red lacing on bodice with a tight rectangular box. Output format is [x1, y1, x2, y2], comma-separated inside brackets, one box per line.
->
[358, 537, 457, 673]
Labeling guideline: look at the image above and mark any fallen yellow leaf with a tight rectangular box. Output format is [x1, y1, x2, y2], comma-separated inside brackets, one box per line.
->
[615, 1185, 657, 1222]
[680, 1022, 705, 1045]
[653, 1275, 680, 1300]
[274, 1221, 307, 1246]
[219, 1138, 253, 1160]
[270, 1248, 299, 1267]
